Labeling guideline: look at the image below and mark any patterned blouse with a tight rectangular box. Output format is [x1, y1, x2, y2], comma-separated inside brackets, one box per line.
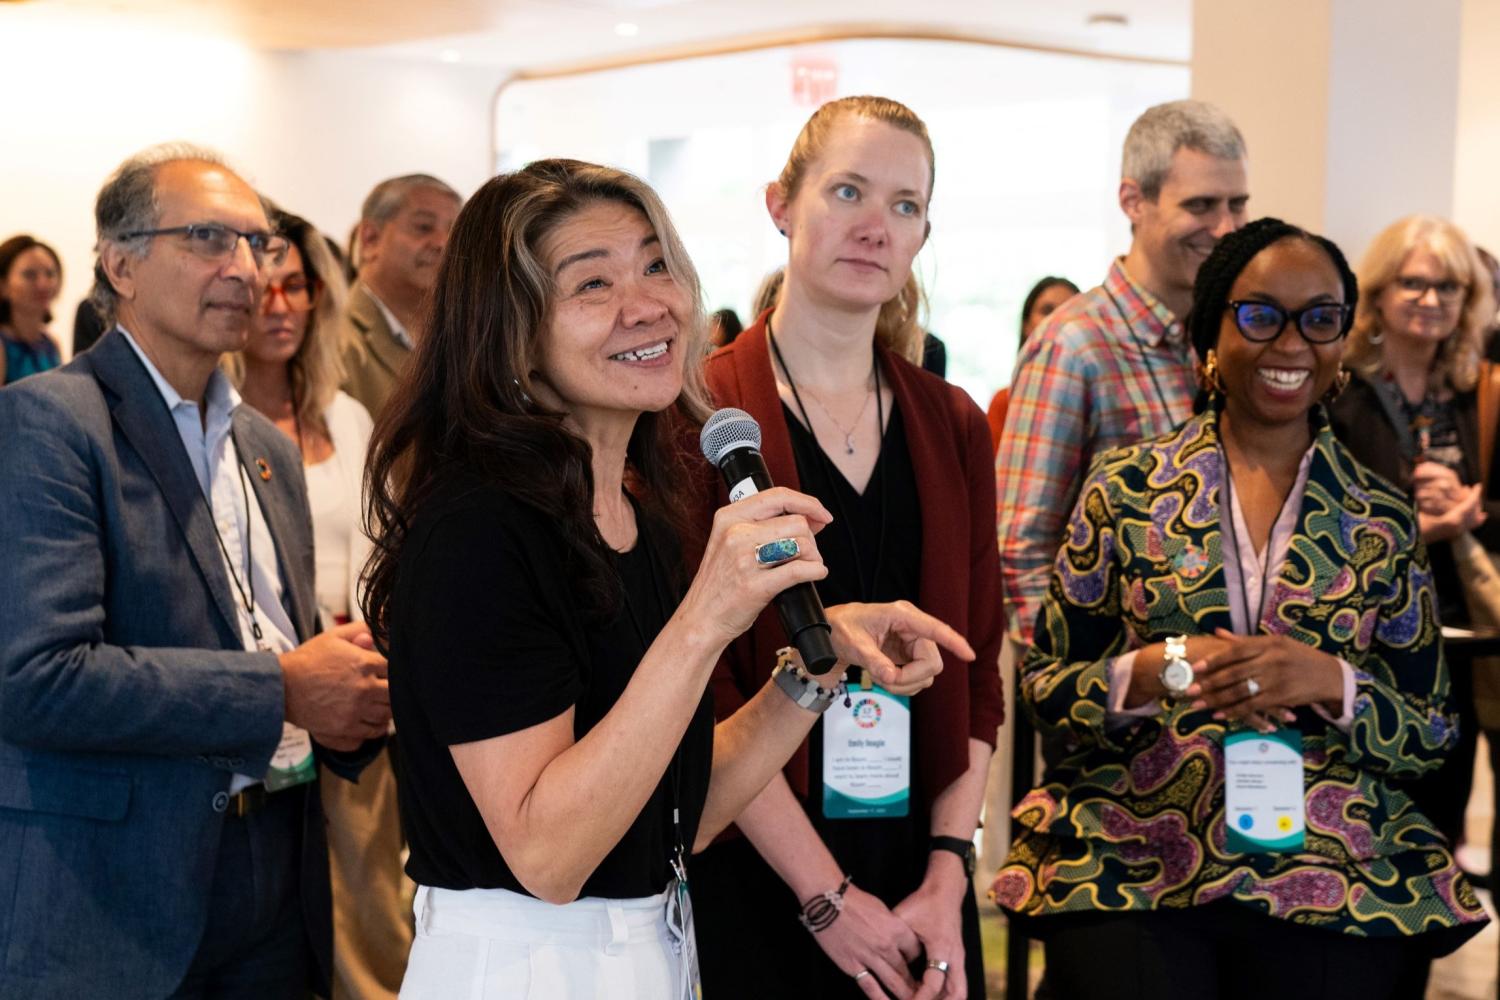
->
[991, 404, 1487, 945]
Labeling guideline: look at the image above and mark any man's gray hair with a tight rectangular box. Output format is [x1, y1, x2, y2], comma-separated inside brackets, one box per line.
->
[1121, 100, 1246, 200]
[90, 142, 234, 324]
[359, 174, 461, 227]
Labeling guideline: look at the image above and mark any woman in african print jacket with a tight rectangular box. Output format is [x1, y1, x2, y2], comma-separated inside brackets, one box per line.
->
[992, 219, 1486, 1000]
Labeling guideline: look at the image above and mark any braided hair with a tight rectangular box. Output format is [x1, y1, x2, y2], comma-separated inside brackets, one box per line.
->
[1185, 217, 1358, 412]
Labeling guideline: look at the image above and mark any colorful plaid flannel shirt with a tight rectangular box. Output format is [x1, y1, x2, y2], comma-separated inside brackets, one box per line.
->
[995, 258, 1197, 644]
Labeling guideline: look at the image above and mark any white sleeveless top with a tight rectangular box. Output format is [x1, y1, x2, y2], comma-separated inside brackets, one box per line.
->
[304, 391, 374, 624]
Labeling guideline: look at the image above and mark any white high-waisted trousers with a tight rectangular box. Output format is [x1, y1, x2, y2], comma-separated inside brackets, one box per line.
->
[399, 884, 680, 1000]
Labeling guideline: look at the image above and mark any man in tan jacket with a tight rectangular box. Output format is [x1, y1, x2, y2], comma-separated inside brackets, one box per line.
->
[340, 174, 461, 418]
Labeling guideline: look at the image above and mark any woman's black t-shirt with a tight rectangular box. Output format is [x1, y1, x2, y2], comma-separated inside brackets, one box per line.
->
[388, 481, 715, 899]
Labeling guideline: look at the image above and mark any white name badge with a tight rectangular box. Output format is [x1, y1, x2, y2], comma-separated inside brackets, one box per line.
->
[264, 723, 317, 792]
[822, 685, 910, 819]
[1224, 727, 1304, 853]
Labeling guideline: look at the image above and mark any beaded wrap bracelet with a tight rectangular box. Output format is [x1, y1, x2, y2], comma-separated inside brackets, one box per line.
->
[798, 875, 853, 933]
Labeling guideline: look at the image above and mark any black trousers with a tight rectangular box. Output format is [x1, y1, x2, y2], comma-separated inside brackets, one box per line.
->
[694, 836, 986, 999]
[169, 789, 314, 999]
[1035, 903, 1419, 1000]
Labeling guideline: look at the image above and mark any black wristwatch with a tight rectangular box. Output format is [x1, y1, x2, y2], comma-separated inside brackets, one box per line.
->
[930, 836, 976, 876]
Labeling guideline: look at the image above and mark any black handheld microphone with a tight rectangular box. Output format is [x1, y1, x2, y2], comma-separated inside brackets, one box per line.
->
[699, 408, 839, 675]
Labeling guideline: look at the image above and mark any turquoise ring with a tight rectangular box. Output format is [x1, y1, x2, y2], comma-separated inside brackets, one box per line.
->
[756, 538, 801, 566]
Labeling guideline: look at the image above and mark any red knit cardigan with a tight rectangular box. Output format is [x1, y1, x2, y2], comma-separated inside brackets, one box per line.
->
[701, 314, 1006, 808]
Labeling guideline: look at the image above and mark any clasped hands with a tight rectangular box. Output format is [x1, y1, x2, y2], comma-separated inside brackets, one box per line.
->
[1172, 628, 1344, 733]
[1413, 460, 1485, 542]
[819, 871, 972, 1000]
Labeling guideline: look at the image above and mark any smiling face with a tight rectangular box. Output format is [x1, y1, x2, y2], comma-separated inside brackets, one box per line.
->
[768, 114, 931, 314]
[534, 199, 690, 435]
[1375, 247, 1466, 348]
[107, 160, 269, 365]
[1, 245, 61, 321]
[1215, 237, 1346, 430]
[1124, 147, 1249, 305]
[246, 242, 310, 368]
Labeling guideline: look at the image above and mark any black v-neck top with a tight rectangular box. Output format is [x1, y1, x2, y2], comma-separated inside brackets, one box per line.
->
[781, 401, 922, 610]
[389, 483, 715, 898]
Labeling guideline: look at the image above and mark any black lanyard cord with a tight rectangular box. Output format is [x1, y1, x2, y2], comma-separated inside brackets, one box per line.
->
[766, 320, 888, 604]
[203, 453, 264, 647]
[615, 501, 688, 873]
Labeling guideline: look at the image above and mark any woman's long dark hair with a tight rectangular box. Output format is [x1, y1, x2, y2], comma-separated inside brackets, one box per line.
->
[360, 160, 711, 649]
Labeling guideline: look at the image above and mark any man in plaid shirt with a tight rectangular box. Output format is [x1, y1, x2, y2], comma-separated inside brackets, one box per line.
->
[996, 100, 1250, 648]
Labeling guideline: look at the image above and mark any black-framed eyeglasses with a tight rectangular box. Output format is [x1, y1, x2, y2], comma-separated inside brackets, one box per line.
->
[1225, 300, 1351, 344]
[119, 223, 290, 269]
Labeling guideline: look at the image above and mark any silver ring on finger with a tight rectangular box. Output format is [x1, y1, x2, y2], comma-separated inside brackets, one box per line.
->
[1245, 676, 1261, 698]
[926, 959, 951, 975]
[853, 969, 872, 981]
[755, 537, 801, 566]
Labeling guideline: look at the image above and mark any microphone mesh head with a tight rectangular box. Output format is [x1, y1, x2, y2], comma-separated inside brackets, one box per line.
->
[700, 407, 762, 465]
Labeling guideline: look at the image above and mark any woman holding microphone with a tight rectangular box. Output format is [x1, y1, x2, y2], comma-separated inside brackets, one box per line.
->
[362, 158, 972, 999]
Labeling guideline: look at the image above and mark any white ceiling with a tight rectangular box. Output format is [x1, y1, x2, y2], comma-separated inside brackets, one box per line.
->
[26, 0, 1190, 67]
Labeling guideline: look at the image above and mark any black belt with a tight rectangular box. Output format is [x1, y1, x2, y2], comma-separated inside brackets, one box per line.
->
[227, 784, 271, 818]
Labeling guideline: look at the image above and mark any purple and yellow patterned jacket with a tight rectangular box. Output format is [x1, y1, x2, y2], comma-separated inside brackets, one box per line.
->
[992, 405, 1487, 944]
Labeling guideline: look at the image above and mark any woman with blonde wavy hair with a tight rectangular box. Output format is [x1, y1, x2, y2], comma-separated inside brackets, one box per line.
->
[691, 96, 1005, 1000]
[1329, 214, 1499, 858]
[228, 207, 409, 1000]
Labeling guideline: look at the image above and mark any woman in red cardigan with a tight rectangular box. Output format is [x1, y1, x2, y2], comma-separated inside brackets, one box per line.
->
[691, 96, 1005, 1000]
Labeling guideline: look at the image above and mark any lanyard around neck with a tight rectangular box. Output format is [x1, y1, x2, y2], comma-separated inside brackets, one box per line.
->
[1217, 446, 1297, 632]
[766, 320, 888, 603]
[202, 453, 265, 648]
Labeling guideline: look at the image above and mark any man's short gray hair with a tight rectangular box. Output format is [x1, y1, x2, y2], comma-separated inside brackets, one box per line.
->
[359, 174, 461, 227]
[90, 142, 234, 324]
[1121, 100, 1246, 200]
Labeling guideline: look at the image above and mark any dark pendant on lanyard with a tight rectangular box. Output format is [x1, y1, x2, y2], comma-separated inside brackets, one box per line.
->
[204, 455, 267, 650]
[616, 502, 689, 883]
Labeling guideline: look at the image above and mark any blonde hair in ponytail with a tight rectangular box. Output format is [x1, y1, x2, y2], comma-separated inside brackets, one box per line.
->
[775, 95, 934, 365]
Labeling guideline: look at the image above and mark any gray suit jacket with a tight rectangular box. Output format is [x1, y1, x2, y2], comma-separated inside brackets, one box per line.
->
[339, 283, 410, 419]
[0, 330, 339, 998]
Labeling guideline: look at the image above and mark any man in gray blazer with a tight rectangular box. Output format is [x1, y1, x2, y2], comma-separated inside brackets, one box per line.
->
[0, 144, 391, 999]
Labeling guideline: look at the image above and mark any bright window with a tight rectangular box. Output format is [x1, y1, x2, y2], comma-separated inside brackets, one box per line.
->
[495, 38, 1187, 405]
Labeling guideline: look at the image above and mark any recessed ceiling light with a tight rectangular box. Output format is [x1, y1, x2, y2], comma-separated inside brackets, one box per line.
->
[615, 22, 640, 37]
[439, 49, 462, 63]
[1087, 12, 1129, 27]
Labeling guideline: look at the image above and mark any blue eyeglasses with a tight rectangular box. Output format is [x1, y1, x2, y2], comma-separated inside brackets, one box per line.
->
[1225, 300, 1352, 344]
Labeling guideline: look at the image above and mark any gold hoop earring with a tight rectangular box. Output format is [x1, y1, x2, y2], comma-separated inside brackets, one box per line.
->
[1199, 349, 1225, 394]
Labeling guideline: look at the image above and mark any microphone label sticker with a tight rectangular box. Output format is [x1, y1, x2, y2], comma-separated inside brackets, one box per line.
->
[729, 477, 760, 503]
[822, 685, 910, 819]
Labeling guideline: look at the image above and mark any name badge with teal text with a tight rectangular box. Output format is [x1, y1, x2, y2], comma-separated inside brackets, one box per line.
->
[1225, 727, 1304, 853]
[823, 685, 910, 819]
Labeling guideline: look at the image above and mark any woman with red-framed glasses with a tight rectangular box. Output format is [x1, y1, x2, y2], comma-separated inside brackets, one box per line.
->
[226, 207, 410, 999]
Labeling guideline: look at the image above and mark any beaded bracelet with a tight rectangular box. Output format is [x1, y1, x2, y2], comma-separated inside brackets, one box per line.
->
[798, 875, 852, 933]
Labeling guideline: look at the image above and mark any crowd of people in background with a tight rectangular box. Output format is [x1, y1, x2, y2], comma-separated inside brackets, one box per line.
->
[1, 92, 1499, 1000]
